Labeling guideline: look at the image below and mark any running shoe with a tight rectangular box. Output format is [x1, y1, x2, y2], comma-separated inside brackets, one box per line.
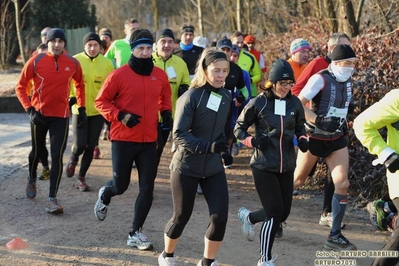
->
[75, 177, 90, 192]
[319, 212, 345, 228]
[366, 201, 379, 229]
[197, 260, 218, 266]
[275, 222, 286, 238]
[238, 207, 255, 241]
[231, 143, 239, 156]
[93, 146, 101, 159]
[375, 199, 389, 230]
[127, 230, 153, 250]
[257, 254, 278, 266]
[26, 180, 36, 199]
[197, 184, 203, 195]
[45, 197, 63, 214]
[324, 233, 357, 251]
[94, 186, 108, 221]
[66, 156, 77, 177]
[158, 254, 177, 266]
[38, 168, 50, 180]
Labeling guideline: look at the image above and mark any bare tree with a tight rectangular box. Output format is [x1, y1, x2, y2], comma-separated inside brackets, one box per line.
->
[337, 0, 365, 37]
[11, 0, 26, 64]
[236, 0, 241, 32]
[151, 0, 159, 31]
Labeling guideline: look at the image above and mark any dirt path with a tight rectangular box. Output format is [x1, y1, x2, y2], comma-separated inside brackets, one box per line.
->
[0, 122, 391, 266]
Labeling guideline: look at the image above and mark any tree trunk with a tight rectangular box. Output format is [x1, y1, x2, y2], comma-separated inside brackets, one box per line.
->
[236, 0, 241, 32]
[337, 0, 360, 37]
[324, 0, 338, 33]
[246, 0, 251, 34]
[197, 0, 204, 36]
[151, 0, 158, 31]
[11, 0, 26, 64]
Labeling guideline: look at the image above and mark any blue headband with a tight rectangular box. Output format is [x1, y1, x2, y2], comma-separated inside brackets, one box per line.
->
[131, 38, 153, 51]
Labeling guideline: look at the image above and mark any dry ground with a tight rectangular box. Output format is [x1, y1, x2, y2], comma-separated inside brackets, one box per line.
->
[0, 123, 392, 266]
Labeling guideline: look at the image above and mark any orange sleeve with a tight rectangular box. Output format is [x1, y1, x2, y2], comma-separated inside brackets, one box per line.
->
[15, 59, 35, 111]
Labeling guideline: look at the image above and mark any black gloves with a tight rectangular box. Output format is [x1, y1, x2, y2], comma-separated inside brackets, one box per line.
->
[385, 153, 399, 173]
[209, 140, 229, 153]
[222, 152, 233, 166]
[315, 115, 340, 133]
[178, 84, 189, 97]
[77, 107, 87, 129]
[69, 97, 77, 108]
[251, 136, 270, 150]
[161, 110, 173, 129]
[236, 93, 246, 104]
[118, 111, 142, 128]
[27, 107, 45, 125]
[297, 136, 308, 153]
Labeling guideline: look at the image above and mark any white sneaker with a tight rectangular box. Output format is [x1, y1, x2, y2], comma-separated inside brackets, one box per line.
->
[237, 207, 255, 241]
[258, 254, 277, 266]
[319, 212, 345, 229]
[158, 254, 177, 266]
[127, 230, 153, 250]
[94, 186, 108, 221]
[197, 260, 218, 266]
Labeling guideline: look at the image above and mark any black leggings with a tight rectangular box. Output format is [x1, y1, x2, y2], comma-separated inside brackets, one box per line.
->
[102, 140, 158, 232]
[164, 170, 229, 241]
[250, 167, 294, 261]
[71, 114, 104, 177]
[29, 117, 69, 198]
[372, 197, 399, 266]
[156, 123, 171, 165]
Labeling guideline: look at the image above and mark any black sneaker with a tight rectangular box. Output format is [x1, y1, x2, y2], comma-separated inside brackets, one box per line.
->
[324, 233, 357, 251]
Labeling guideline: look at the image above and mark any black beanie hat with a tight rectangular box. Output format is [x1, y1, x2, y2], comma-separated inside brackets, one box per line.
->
[156, 29, 175, 42]
[330, 44, 356, 62]
[46, 28, 66, 45]
[181, 24, 195, 34]
[269, 59, 294, 82]
[83, 32, 101, 46]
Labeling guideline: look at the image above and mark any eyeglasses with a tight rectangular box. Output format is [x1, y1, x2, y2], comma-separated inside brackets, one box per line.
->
[278, 81, 295, 87]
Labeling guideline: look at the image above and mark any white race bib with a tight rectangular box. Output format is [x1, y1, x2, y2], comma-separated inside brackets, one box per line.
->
[206, 92, 222, 112]
[274, 99, 286, 116]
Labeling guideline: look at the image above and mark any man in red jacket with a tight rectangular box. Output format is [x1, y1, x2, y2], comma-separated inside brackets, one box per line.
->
[94, 29, 172, 251]
[244, 34, 267, 73]
[15, 28, 86, 214]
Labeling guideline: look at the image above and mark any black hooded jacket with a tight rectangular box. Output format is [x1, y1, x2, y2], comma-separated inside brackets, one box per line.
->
[234, 89, 306, 173]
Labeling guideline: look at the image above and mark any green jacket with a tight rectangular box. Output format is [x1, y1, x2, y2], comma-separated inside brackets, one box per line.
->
[353, 89, 399, 198]
[105, 39, 131, 68]
[71, 52, 114, 116]
[237, 50, 262, 97]
[152, 52, 191, 117]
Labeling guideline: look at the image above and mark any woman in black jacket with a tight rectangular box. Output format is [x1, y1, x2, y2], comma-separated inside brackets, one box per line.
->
[234, 59, 307, 266]
[158, 49, 231, 266]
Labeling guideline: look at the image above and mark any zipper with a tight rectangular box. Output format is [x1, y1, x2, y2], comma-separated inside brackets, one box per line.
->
[279, 115, 284, 173]
[55, 57, 58, 71]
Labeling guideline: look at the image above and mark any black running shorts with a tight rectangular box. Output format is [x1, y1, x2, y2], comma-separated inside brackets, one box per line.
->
[308, 135, 348, 158]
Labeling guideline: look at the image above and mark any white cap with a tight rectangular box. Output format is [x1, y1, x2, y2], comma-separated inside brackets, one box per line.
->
[193, 36, 209, 48]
